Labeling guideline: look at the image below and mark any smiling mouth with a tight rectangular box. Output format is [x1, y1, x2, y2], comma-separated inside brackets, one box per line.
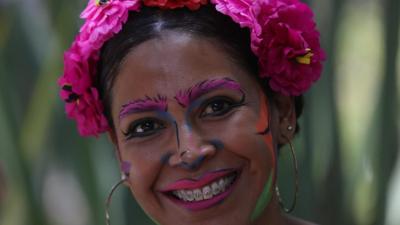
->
[162, 169, 240, 211]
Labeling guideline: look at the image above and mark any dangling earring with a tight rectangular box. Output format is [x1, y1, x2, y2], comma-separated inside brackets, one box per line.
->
[275, 133, 299, 213]
[105, 161, 131, 225]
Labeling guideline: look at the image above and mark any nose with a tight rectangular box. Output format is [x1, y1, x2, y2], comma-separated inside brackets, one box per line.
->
[168, 126, 218, 170]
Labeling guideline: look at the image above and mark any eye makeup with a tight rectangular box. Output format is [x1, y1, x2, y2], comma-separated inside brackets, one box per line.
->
[119, 78, 245, 147]
[119, 95, 167, 119]
[174, 77, 244, 108]
[181, 79, 246, 131]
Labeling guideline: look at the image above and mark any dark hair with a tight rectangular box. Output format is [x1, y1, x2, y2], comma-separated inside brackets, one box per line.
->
[96, 5, 303, 133]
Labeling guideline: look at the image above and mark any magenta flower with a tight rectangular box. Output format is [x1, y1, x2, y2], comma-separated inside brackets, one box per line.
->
[213, 0, 326, 96]
[59, 0, 141, 136]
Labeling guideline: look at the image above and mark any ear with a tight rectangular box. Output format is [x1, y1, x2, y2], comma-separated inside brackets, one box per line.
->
[273, 93, 297, 145]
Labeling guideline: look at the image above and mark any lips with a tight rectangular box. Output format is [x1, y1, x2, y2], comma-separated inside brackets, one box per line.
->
[160, 168, 240, 211]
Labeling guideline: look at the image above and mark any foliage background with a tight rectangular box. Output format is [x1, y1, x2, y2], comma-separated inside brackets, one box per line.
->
[0, 0, 399, 224]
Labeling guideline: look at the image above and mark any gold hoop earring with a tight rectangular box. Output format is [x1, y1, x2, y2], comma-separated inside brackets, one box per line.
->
[276, 138, 299, 213]
[105, 174, 128, 225]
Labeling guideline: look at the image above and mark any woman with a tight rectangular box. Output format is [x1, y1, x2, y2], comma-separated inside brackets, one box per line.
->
[58, 0, 325, 224]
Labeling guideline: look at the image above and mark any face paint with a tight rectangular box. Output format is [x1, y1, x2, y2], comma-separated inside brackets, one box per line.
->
[160, 152, 174, 166]
[250, 172, 273, 220]
[119, 95, 167, 119]
[177, 77, 244, 140]
[251, 92, 277, 221]
[178, 156, 207, 170]
[155, 110, 181, 148]
[209, 139, 224, 151]
[174, 77, 243, 107]
[121, 161, 132, 176]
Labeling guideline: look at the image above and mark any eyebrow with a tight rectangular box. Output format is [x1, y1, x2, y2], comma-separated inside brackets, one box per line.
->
[119, 95, 167, 119]
[174, 77, 243, 107]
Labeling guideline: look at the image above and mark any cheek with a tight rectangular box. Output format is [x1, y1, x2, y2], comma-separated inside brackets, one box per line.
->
[228, 93, 275, 164]
[118, 143, 165, 196]
[208, 105, 275, 173]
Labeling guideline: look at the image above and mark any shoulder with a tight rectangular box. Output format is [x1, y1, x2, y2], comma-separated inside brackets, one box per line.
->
[283, 215, 319, 225]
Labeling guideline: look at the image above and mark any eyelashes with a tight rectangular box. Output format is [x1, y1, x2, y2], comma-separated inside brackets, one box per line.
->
[122, 95, 245, 140]
[122, 117, 166, 140]
[199, 96, 245, 118]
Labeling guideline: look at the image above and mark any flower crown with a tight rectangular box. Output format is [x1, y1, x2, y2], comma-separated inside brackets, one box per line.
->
[58, 0, 325, 137]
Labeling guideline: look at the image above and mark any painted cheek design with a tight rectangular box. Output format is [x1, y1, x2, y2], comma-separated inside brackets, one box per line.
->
[256, 93, 276, 175]
[256, 93, 270, 136]
[251, 171, 274, 221]
[251, 92, 277, 221]
[255, 92, 273, 151]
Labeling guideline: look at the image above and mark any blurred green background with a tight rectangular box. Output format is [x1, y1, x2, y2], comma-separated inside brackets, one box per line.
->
[0, 0, 399, 224]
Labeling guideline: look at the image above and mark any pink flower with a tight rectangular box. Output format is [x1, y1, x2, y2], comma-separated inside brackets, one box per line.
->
[213, 0, 326, 96]
[211, 0, 256, 28]
[59, 0, 142, 137]
[143, 0, 208, 10]
[65, 88, 109, 136]
[79, 0, 141, 55]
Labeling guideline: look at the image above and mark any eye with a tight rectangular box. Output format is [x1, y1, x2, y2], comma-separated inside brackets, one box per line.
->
[123, 118, 165, 140]
[200, 97, 243, 118]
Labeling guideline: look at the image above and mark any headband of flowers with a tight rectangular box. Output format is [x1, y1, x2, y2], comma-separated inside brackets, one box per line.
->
[58, 0, 325, 137]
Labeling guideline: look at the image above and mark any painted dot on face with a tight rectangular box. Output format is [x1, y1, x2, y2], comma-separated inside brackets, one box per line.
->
[121, 161, 132, 176]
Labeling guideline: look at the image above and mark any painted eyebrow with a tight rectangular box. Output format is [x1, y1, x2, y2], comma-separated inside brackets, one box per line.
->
[119, 95, 168, 119]
[174, 77, 243, 107]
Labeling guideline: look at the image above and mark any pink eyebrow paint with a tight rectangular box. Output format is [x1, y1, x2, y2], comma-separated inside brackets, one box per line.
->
[174, 77, 243, 107]
[119, 95, 167, 119]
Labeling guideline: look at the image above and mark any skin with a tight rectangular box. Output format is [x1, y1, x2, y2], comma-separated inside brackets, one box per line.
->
[108, 31, 308, 225]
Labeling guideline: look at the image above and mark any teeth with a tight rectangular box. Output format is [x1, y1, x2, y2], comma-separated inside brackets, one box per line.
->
[186, 190, 194, 202]
[180, 191, 187, 201]
[219, 179, 226, 192]
[193, 189, 203, 201]
[202, 186, 213, 199]
[211, 182, 221, 195]
[172, 174, 237, 202]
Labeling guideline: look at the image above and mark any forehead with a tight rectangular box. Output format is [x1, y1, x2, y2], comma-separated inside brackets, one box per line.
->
[112, 32, 256, 108]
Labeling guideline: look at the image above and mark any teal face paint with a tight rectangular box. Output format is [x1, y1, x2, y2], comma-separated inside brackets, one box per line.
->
[250, 172, 274, 221]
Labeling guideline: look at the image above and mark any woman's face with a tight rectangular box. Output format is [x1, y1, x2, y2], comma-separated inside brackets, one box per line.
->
[110, 32, 279, 225]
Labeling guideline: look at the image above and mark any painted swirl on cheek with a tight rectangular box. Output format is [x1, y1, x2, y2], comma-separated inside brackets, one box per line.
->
[251, 92, 277, 221]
